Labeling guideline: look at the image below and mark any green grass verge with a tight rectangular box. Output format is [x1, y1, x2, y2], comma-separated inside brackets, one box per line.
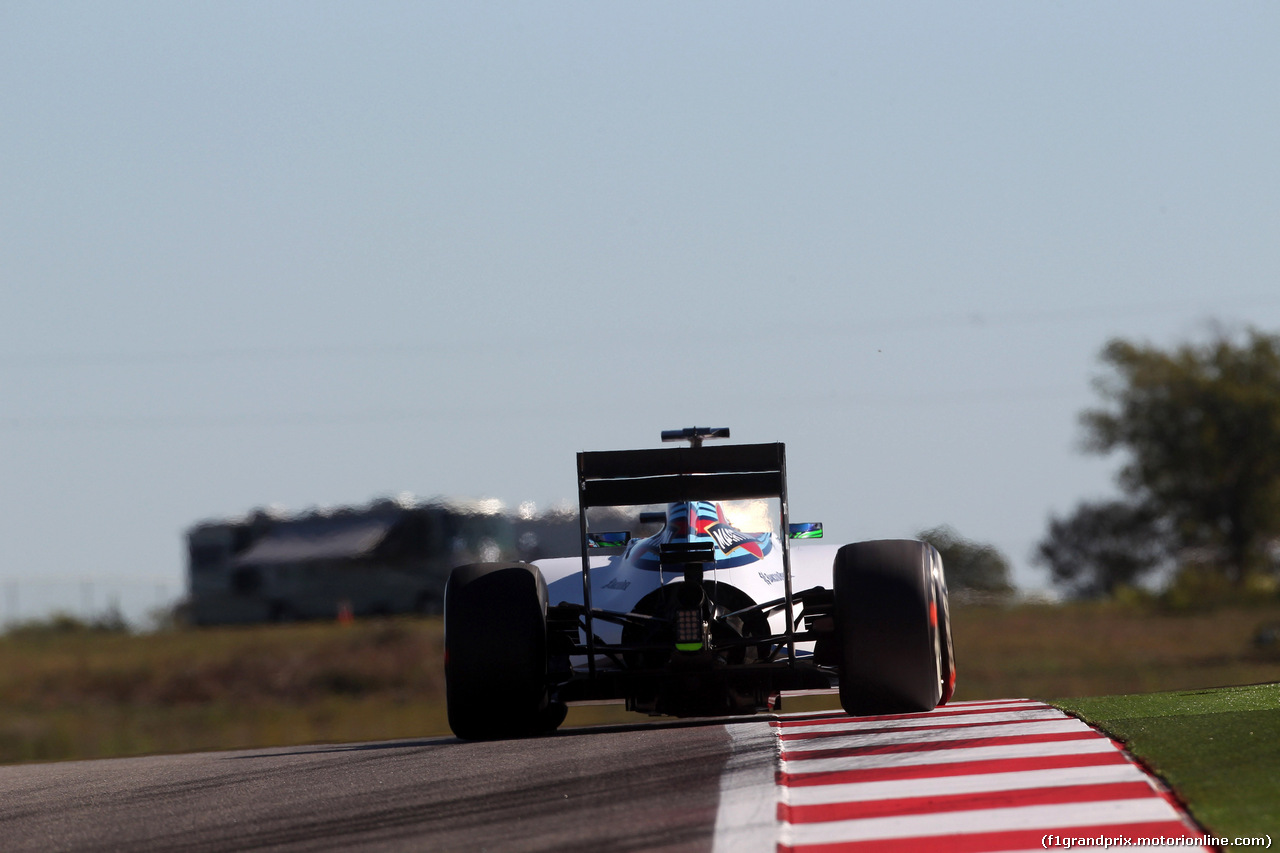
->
[1054, 683, 1280, 851]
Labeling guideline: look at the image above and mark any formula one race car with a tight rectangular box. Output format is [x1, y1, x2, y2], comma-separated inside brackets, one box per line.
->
[444, 428, 955, 740]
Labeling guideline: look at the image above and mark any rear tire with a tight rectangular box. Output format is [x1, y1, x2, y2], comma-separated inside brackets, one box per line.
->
[444, 562, 556, 740]
[834, 540, 943, 716]
[935, 568, 956, 705]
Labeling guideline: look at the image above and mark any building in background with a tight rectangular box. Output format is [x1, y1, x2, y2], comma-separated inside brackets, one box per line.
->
[186, 498, 650, 625]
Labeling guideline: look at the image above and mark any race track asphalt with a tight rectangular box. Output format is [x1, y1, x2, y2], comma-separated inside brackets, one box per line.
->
[0, 719, 758, 853]
[0, 705, 1212, 852]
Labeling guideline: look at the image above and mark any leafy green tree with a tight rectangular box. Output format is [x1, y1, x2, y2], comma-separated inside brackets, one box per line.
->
[1033, 500, 1169, 597]
[1081, 328, 1280, 586]
[917, 526, 1014, 593]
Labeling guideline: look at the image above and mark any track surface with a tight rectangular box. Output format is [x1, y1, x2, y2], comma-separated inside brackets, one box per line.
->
[0, 702, 1208, 852]
[0, 721, 747, 852]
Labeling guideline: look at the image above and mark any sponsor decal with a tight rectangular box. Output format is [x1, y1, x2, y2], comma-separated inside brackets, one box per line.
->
[603, 578, 631, 591]
[630, 502, 772, 571]
[758, 571, 785, 585]
[697, 504, 765, 561]
[707, 522, 761, 556]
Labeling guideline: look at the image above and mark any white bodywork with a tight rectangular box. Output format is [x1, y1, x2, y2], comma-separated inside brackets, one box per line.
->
[534, 499, 841, 672]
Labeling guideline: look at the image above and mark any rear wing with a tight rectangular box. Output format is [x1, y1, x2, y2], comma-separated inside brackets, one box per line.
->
[577, 442, 788, 507]
[575, 436, 799, 671]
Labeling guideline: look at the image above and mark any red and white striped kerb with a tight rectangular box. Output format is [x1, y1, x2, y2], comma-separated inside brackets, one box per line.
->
[771, 698, 1213, 853]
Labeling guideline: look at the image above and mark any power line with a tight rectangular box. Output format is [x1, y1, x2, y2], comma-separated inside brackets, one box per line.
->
[0, 408, 459, 432]
[0, 386, 1090, 432]
[789, 294, 1280, 337]
[4, 294, 1278, 369]
[0, 343, 454, 369]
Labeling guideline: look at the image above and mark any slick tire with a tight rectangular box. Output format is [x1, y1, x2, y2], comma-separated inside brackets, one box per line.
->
[834, 540, 944, 716]
[444, 562, 557, 740]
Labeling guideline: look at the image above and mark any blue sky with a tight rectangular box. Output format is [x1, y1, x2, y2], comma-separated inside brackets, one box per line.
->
[3, 2, 1279, 621]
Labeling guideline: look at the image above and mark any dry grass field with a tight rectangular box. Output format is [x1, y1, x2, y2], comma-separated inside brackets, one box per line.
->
[1, 601, 1277, 765]
[953, 600, 1280, 701]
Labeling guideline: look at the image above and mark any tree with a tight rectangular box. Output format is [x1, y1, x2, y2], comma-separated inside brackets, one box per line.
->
[917, 526, 1014, 593]
[1033, 500, 1169, 597]
[1080, 328, 1280, 586]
